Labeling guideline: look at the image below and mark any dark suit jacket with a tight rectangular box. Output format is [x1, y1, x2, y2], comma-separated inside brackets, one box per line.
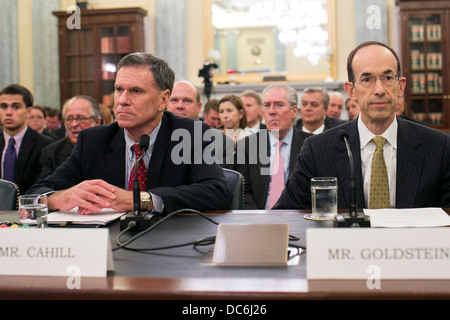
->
[0, 128, 54, 194]
[38, 137, 74, 180]
[295, 116, 346, 132]
[28, 111, 232, 213]
[235, 128, 312, 209]
[275, 117, 450, 210]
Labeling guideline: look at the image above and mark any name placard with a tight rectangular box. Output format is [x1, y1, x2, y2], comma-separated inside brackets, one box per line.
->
[307, 228, 450, 279]
[0, 228, 113, 277]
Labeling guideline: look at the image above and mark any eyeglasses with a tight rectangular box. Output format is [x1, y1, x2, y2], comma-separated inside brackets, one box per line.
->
[64, 116, 93, 125]
[353, 74, 399, 88]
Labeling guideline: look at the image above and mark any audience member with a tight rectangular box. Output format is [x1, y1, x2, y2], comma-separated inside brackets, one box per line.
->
[275, 41, 450, 210]
[345, 97, 360, 120]
[235, 84, 312, 209]
[38, 95, 102, 180]
[46, 107, 66, 139]
[0, 84, 53, 193]
[99, 103, 115, 124]
[28, 52, 231, 214]
[167, 81, 202, 119]
[202, 99, 220, 129]
[218, 95, 248, 142]
[295, 87, 345, 134]
[327, 91, 344, 119]
[27, 105, 57, 140]
[240, 90, 266, 134]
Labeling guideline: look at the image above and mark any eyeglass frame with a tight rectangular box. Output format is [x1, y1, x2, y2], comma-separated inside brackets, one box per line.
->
[64, 116, 94, 125]
[351, 73, 400, 88]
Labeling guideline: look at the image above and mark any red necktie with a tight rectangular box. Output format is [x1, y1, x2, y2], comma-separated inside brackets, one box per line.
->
[128, 144, 147, 191]
[268, 141, 285, 209]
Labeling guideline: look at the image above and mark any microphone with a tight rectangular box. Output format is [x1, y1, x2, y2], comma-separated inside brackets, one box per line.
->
[133, 135, 150, 216]
[334, 130, 370, 228]
[120, 135, 159, 231]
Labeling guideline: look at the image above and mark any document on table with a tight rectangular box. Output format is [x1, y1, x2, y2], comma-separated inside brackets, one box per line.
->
[364, 207, 450, 228]
[48, 208, 126, 225]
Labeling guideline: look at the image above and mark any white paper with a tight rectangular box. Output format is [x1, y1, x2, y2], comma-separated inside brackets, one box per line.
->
[364, 207, 450, 228]
[47, 208, 126, 225]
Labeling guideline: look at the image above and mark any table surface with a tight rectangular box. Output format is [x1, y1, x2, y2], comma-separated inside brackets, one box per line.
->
[1, 209, 449, 300]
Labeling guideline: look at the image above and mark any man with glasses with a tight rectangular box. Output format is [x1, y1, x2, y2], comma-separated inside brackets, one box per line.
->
[0, 84, 54, 194]
[235, 84, 311, 209]
[38, 95, 102, 179]
[274, 41, 450, 210]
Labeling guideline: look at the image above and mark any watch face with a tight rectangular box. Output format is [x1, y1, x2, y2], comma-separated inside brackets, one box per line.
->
[141, 191, 150, 200]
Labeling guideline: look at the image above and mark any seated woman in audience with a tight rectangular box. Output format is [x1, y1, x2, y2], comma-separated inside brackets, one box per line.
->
[345, 97, 360, 120]
[218, 95, 248, 145]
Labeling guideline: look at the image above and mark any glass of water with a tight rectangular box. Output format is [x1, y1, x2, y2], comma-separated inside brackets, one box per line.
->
[311, 177, 337, 220]
[19, 194, 48, 228]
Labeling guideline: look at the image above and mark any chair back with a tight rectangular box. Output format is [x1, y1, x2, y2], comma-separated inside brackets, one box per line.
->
[222, 168, 245, 210]
[0, 179, 19, 210]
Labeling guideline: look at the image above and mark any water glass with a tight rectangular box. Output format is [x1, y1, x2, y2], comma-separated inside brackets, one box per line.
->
[311, 177, 338, 219]
[19, 194, 48, 228]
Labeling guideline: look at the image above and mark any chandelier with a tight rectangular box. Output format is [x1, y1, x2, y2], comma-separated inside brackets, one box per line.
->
[249, 0, 330, 65]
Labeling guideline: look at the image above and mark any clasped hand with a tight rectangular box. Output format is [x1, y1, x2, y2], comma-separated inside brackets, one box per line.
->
[48, 179, 133, 215]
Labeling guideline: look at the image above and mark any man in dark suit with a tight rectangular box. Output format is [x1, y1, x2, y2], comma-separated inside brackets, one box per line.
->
[38, 95, 102, 180]
[235, 84, 312, 209]
[275, 41, 450, 210]
[295, 87, 346, 134]
[0, 84, 53, 194]
[28, 53, 232, 214]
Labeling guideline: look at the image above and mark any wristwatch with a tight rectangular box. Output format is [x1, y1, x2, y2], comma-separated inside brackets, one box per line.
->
[140, 191, 152, 212]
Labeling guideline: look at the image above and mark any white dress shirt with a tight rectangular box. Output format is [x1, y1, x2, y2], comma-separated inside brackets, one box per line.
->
[358, 116, 397, 208]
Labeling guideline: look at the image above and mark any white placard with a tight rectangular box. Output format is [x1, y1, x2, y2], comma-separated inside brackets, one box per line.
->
[307, 228, 450, 279]
[0, 228, 113, 277]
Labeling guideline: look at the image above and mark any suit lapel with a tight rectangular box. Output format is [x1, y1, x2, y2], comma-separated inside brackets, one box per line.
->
[147, 113, 170, 188]
[15, 129, 35, 184]
[396, 119, 423, 207]
[335, 121, 365, 209]
[106, 128, 126, 188]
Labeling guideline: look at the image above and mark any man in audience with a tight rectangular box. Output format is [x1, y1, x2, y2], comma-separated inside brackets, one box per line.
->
[295, 87, 345, 134]
[28, 52, 231, 214]
[235, 84, 312, 209]
[275, 41, 450, 210]
[0, 84, 53, 193]
[240, 90, 266, 134]
[327, 91, 344, 119]
[202, 99, 220, 129]
[38, 95, 102, 180]
[168, 80, 234, 169]
[46, 108, 66, 139]
[167, 80, 202, 120]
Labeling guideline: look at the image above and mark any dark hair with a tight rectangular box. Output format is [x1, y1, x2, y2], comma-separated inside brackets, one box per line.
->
[0, 84, 34, 107]
[31, 105, 47, 118]
[117, 52, 175, 94]
[218, 95, 248, 129]
[347, 41, 401, 82]
[204, 99, 219, 114]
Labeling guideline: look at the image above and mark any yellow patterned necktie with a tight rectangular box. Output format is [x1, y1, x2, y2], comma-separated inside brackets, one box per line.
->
[369, 136, 390, 209]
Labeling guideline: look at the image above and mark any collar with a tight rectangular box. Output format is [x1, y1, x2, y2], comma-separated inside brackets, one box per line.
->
[358, 116, 398, 150]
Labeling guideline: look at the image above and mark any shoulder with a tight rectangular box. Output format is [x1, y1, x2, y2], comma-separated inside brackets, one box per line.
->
[163, 111, 210, 132]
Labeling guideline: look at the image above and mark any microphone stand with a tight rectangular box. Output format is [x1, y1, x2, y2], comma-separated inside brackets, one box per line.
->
[334, 133, 370, 228]
[120, 136, 160, 231]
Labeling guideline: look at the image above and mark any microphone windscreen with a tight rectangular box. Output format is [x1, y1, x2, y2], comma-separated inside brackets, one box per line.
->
[140, 135, 150, 151]
[337, 129, 349, 141]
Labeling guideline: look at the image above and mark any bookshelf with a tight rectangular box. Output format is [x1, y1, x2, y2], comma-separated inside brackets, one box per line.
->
[398, 1, 449, 132]
[53, 8, 147, 108]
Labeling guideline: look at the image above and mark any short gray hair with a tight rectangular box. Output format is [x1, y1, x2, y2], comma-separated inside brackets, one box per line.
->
[117, 52, 175, 94]
[302, 87, 329, 109]
[262, 83, 298, 108]
[62, 95, 102, 121]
